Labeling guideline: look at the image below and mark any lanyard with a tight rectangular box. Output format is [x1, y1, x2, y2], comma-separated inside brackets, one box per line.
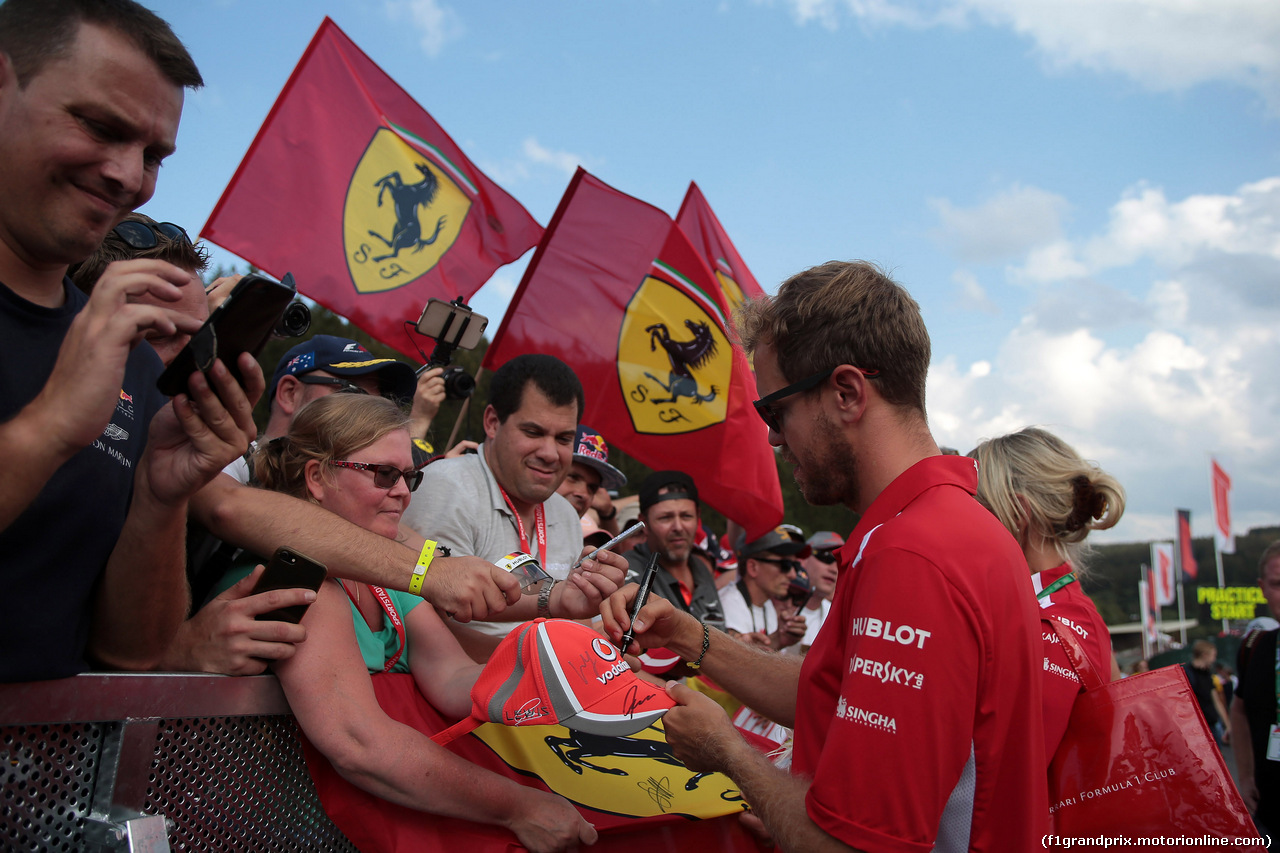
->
[497, 484, 547, 568]
[341, 582, 406, 673]
[1274, 640, 1279, 726]
[1037, 571, 1077, 600]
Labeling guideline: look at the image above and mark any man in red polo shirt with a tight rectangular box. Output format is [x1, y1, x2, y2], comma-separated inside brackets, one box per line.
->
[603, 261, 1047, 851]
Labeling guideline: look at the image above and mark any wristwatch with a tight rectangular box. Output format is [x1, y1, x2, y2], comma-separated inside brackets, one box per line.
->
[537, 578, 556, 619]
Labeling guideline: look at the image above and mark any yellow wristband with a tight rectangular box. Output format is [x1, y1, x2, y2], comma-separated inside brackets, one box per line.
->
[410, 540, 438, 596]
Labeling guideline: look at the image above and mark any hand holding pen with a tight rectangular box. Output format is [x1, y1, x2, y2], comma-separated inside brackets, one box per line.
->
[617, 551, 659, 652]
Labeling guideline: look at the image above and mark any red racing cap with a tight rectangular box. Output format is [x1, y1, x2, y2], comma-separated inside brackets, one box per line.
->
[432, 619, 675, 745]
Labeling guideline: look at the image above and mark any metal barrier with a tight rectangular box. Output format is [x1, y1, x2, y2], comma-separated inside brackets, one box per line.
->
[0, 674, 358, 852]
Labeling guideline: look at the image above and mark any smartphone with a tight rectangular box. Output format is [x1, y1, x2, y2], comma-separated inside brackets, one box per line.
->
[252, 547, 327, 624]
[157, 272, 297, 398]
[415, 298, 488, 350]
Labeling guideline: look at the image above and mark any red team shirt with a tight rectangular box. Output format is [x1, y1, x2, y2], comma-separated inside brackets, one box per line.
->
[1035, 562, 1112, 759]
[793, 456, 1048, 852]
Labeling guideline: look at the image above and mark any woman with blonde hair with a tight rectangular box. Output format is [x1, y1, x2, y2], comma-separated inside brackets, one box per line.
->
[968, 426, 1124, 757]
[222, 393, 595, 852]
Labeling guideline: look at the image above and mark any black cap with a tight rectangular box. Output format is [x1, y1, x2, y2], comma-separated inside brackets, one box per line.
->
[739, 525, 812, 560]
[638, 470, 699, 513]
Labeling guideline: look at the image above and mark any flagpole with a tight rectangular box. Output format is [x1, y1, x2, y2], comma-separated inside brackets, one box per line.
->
[1138, 575, 1151, 661]
[1176, 579, 1187, 646]
[1214, 540, 1227, 634]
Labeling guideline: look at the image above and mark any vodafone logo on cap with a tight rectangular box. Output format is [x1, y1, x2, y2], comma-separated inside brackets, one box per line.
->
[591, 637, 619, 662]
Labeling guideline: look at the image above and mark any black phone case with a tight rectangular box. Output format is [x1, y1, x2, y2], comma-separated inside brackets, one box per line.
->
[253, 547, 328, 624]
[156, 273, 296, 398]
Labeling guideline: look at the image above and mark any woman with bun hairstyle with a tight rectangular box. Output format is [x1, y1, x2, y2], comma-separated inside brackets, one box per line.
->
[968, 426, 1124, 758]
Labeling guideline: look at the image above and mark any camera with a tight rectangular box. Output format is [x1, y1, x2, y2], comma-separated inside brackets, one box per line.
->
[273, 299, 312, 338]
[415, 298, 488, 400]
[785, 567, 814, 609]
[439, 364, 475, 401]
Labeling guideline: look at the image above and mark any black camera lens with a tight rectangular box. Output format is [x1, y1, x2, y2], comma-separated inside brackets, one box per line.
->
[441, 364, 475, 400]
[273, 300, 312, 338]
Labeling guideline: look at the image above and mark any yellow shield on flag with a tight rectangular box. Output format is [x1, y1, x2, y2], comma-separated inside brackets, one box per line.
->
[343, 127, 470, 293]
[715, 269, 748, 316]
[473, 720, 744, 819]
[617, 277, 731, 435]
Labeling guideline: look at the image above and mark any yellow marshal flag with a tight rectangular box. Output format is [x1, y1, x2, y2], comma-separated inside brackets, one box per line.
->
[343, 127, 471, 294]
[474, 720, 744, 819]
[618, 275, 732, 435]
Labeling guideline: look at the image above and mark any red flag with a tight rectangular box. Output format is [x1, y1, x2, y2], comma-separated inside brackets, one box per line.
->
[484, 170, 783, 539]
[1209, 458, 1234, 554]
[202, 18, 541, 357]
[676, 182, 766, 318]
[1150, 542, 1176, 607]
[1176, 509, 1197, 582]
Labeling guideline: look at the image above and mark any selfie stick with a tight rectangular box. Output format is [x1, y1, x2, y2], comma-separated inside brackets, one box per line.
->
[617, 551, 659, 653]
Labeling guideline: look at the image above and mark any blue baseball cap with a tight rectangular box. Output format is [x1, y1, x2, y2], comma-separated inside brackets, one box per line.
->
[270, 335, 416, 403]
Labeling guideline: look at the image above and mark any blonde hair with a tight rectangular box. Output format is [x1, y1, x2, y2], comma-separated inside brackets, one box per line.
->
[734, 261, 931, 414]
[254, 394, 409, 500]
[968, 426, 1125, 572]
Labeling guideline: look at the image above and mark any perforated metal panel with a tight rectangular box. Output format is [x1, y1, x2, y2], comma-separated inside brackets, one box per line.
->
[1, 713, 357, 852]
[145, 715, 357, 852]
[1, 721, 106, 851]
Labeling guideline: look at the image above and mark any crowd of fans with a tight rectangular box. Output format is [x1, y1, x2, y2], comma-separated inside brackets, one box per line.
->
[2, 2, 1276, 851]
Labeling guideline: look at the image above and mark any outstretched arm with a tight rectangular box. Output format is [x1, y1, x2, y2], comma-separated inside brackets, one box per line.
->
[276, 583, 596, 853]
[600, 584, 802, 727]
[192, 474, 521, 621]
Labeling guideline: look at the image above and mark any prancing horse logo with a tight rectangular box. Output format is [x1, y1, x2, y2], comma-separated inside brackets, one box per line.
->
[643, 320, 719, 405]
[343, 128, 470, 294]
[366, 163, 447, 262]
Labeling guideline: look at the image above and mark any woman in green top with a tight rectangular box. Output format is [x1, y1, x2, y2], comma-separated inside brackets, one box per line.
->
[249, 393, 594, 852]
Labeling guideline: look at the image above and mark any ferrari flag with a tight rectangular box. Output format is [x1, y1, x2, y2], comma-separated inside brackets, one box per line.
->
[676, 182, 766, 319]
[202, 18, 542, 357]
[484, 169, 783, 539]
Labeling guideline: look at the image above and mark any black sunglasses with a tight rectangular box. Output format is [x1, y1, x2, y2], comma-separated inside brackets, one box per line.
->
[752, 556, 801, 573]
[298, 375, 374, 396]
[753, 365, 880, 433]
[112, 220, 192, 250]
[328, 460, 422, 492]
[813, 550, 838, 564]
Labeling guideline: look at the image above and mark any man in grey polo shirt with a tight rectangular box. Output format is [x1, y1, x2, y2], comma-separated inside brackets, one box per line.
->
[403, 353, 625, 642]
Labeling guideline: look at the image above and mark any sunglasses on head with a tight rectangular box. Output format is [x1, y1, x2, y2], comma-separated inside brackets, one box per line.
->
[112, 220, 192, 250]
[328, 460, 422, 492]
[753, 365, 880, 433]
[298, 374, 371, 395]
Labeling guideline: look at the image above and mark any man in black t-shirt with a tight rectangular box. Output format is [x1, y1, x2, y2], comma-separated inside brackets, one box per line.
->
[1232, 540, 1280, 833]
[0, 1, 260, 681]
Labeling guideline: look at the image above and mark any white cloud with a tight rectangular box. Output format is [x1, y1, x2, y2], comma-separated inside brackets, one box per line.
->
[953, 269, 998, 314]
[522, 138, 581, 177]
[928, 175, 1280, 542]
[774, 0, 1280, 109]
[384, 0, 464, 57]
[930, 184, 1069, 264]
[481, 137, 590, 185]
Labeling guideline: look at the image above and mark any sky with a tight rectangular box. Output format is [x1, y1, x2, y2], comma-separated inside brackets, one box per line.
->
[142, 0, 1280, 547]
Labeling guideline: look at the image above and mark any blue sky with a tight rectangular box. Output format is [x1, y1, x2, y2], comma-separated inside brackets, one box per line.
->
[142, 0, 1280, 546]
